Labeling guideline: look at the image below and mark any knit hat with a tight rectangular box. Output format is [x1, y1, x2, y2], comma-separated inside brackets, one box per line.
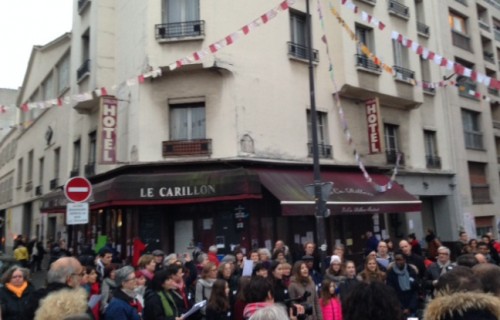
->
[330, 255, 342, 264]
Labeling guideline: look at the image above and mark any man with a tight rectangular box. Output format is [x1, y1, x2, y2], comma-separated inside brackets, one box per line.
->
[22, 257, 91, 320]
[376, 241, 393, 270]
[477, 241, 497, 264]
[96, 248, 113, 280]
[425, 246, 454, 296]
[152, 249, 165, 271]
[303, 241, 320, 273]
[302, 255, 322, 287]
[454, 231, 468, 258]
[399, 240, 426, 280]
[481, 234, 500, 264]
[364, 231, 379, 257]
[273, 240, 292, 263]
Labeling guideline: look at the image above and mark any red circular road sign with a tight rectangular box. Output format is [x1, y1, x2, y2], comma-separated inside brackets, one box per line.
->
[64, 176, 92, 203]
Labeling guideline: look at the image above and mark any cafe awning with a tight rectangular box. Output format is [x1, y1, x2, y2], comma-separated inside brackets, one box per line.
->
[41, 168, 262, 212]
[254, 168, 421, 216]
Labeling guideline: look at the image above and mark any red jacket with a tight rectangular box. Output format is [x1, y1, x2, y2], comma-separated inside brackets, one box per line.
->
[208, 252, 220, 267]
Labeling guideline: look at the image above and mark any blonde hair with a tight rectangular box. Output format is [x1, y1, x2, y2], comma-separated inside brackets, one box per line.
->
[34, 287, 88, 320]
[137, 254, 155, 269]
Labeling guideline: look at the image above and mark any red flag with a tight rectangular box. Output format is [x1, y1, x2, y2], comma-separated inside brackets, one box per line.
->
[242, 25, 250, 35]
[193, 52, 201, 61]
[21, 103, 29, 112]
[440, 58, 447, 67]
[0, 105, 5, 113]
[261, 13, 269, 24]
[225, 35, 233, 46]
[280, 1, 289, 10]
[416, 46, 423, 55]
[176, 60, 183, 68]
[342, 0, 347, 4]
[57, 98, 63, 107]
[427, 51, 435, 60]
[406, 39, 412, 48]
[470, 71, 477, 82]
[101, 87, 108, 96]
[379, 22, 385, 30]
[138, 75, 145, 84]
[209, 44, 218, 53]
[454, 63, 465, 75]
[397, 34, 403, 43]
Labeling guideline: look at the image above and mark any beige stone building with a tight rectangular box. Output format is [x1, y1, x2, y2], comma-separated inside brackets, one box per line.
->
[1, 0, 499, 259]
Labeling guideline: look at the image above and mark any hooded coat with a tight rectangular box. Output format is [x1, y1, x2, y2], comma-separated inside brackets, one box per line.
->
[424, 292, 500, 320]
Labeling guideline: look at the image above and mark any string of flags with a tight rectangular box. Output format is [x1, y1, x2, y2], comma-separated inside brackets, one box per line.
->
[0, 0, 295, 129]
[340, 0, 500, 101]
[318, 0, 399, 192]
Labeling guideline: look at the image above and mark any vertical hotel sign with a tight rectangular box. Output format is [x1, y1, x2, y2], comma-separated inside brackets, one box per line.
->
[99, 96, 117, 164]
[365, 98, 383, 154]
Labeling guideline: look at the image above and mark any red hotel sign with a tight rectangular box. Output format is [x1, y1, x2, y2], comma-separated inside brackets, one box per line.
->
[99, 96, 117, 164]
[365, 98, 383, 154]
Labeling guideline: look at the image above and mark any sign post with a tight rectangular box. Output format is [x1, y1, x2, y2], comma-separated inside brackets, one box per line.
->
[64, 177, 92, 225]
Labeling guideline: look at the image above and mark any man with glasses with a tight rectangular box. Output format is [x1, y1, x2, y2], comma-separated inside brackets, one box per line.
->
[105, 265, 142, 320]
[425, 246, 454, 297]
[22, 256, 92, 320]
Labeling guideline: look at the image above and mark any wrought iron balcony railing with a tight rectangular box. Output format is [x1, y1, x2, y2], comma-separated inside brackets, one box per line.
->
[417, 21, 430, 36]
[426, 155, 441, 169]
[354, 54, 381, 73]
[393, 65, 415, 82]
[386, 150, 405, 165]
[162, 139, 212, 157]
[307, 143, 333, 159]
[471, 185, 491, 204]
[451, 31, 472, 51]
[77, 59, 90, 81]
[155, 21, 205, 40]
[49, 178, 59, 190]
[287, 42, 319, 62]
[70, 169, 79, 178]
[388, 0, 409, 18]
[484, 52, 495, 64]
[458, 80, 479, 99]
[464, 131, 483, 149]
[84, 163, 95, 177]
[35, 185, 42, 196]
[478, 20, 491, 32]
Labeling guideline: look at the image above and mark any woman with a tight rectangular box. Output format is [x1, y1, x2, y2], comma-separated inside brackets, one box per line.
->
[386, 252, 420, 318]
[217, 261, 238, 307]
[269, 261, 289, 304]
[195, 262, 218, 318]
[357, 256, 386, 284]
[468, 238, 478, 253]
[84, 265, 101, 320]
[134, 270, 147, 308]
[101, 264, 119, 314]
[324, 256, 345, 286]
[138, 254, 157, 286]
[281, 262, 292, 287]
[337, 260, 359, 305]
[104, 266, 142, 320]
[0, 266, 35, 320]
[288, 260, 323, 320]
[319, 279, 342, 320]
[233, 276, 251, 320]
[206, 279, 231, 320]
[143, 269, 183, 320]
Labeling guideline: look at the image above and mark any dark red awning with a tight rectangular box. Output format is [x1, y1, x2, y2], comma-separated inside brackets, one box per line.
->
[254, 168, 421, 216]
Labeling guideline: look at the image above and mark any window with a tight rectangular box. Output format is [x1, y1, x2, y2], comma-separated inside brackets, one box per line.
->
[462, 109, 483, 149]
[288, 10, 318, 61]
[384, 124, 403, 164]
[355, 25, 379, 71]
[392, 40, 414, 81]
[57, 53, 70, 93]
[73, 139, 81, 174]
[449, 11, 467, 34]
[39, 157, 44, 186]
[42, 74, 54, 100]
[88, 131, 97, 164]
[161, 0, 201, 38]
[169, 103, 206, 140]
[468, 162, 490, 204]
[27, 150, 34, 182]
[424, 131, 440, 168]
[17, 158, 23, 187]
[306, 110, 332, 158]
[54, 148, 60, 179]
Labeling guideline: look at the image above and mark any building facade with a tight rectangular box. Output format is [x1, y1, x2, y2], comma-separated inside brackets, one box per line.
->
[1, 0, 499, 261]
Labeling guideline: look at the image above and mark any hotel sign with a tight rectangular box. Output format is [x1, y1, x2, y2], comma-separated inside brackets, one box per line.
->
[99, 96, 118, 164]
[365, 98, 383, 154]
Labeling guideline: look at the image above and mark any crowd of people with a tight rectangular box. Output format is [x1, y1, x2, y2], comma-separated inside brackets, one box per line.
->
[0, 231, 500, 319]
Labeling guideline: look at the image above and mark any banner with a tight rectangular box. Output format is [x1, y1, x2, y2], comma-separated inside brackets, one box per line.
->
[99, 96, 118, 164]
[365, 98, 383, 154]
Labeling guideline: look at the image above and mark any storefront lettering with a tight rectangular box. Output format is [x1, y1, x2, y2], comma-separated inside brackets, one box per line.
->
[341, 206, 380, 213]
[333, 188, 374, 197]
[140, 185, 216, 198]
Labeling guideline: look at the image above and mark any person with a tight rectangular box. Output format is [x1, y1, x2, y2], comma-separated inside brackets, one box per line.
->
[408, 233, 422, 256]
[233, 276, 251, 320]
[472, 263, 500, 297]
[132, 237, 147, 268]
[14, 240, 30, 268]
[481, 234, 500, 264]
[100, 264, 118, 314]
[34, 287, 90, 320]
[423, 291, 500, 320]
[268, 261, 288, 304]
[356, 256, 386, 284]
[257, 248, 272, 267]
[319, 279, 342, 320]
[476, 241, 497, 264]
[468, 238, 478, 253]
[207, 246, 220, 267]
[248, 304, 290, 320]
[425, 229, 441, 261]
[324, 256, 345, 286]
[95, 248, 113, 281]
[137, 254, 157, 286]
[375, 241, 392, 270]
[398, 240, 426, 280]
[104, 266, 142, 320]
[434, 266, 484, 295]
[195, 262, 217, 318]
[342, 281, 402, 320]
[456, 253, 479, 268]
[22, 256, 89, 320]
[79, 244, 96, 269]
[273, 240, 292, 263]
[425, 246, 454, 297]
[152, 250, 166, 272]
[288, 260, 323, 320]
[31, 239, 46, 272]
[337, 261, 358, 305]
[143, 268, 183, 320]
[0, 266, 35, 320]
[134, 270, 147, 309]
[167, 263, 194, 316]
[386, 252, 420, 318]
[303, 242, 321, 273]
[206, 279, 231, 320]
[364, 231, 379, 257]
[302, 255, 323, 287]
[454, 231, 469, 258]
[252, 262, 268, 278]
[218, 261, 238, 307]
[281, 262, 292, 287]
[84, 265, 101, 320]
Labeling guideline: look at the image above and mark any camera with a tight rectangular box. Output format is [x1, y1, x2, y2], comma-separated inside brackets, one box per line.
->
[284, 291, 313, 320]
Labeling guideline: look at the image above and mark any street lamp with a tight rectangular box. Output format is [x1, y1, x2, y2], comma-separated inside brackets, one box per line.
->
[305, 0, 328, 272]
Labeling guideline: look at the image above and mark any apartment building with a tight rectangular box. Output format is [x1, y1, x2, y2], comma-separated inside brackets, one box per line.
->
[2, 0, 499, 257]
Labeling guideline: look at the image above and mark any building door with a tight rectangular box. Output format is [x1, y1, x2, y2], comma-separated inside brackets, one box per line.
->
[23, 202, 32, 238]
[214, 211, 240, 255]
[175, 220, 193, 255]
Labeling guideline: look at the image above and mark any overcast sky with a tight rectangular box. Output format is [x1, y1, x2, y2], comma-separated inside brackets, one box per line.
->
[0, 0, 73, 89]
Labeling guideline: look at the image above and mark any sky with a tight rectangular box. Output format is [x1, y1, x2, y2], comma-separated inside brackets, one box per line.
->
[0, 0, 73, 89]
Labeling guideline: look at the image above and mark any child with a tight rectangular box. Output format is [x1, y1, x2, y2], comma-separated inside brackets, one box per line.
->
[319, 279, 342, 320]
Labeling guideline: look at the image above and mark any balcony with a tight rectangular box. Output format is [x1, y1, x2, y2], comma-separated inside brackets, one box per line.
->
[393, 65, 415, 83]
[451, 31, 472, 51]
[35, 185, 42, 196]
[78, 0, 90, 13]
[495, 28, 500, 41]
[484, 0, 500, 10]
[458, 79, 479, 100]
[422, 81, 436, 95]
[386, 150, 405, 165]
[357, 0, 376, 5]
[426, 155, 441, 169]
[493, 120, 500, 129]
[479, 20, 491, 32]
[484, 52, 495, 64]
[155, 21, 205, 40]
[354, 54, 381, 74]
[84, 163, 95, 177]
[388, 0, 410, 19]
[287, 42, 319, 63]
[488, 88, 499, 96]
[77, 59, 90, 82]
[464, 131, 484, 149]
[49, 178, 59, 190]
[471, 185, 491, 204]
[417, 21, 430, 37]
[25, 181, 33, 192]
[162, 139, 212, 157]
[70, 169, 80, 177]
[307, 143, 333, 159]
[455, 0, 467, 6]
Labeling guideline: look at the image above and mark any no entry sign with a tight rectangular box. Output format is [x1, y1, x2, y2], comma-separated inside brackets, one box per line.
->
[64, 176, 92, 203]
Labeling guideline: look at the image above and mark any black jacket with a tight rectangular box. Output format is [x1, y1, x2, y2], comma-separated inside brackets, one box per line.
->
[0, 283, 36, 320]
[143, 289, 179, 320]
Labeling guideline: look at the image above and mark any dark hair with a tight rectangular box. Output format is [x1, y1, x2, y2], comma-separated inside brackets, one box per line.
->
[98, 248, 113, 257]
[150, 269, 172, 292]
[291, 261, 311, 285]
[252, 262, 268, 277]
[235, 276, 251, 301]
[408, 233, 416, 240]
[472, 263, 500, 296]
[319, 278, 337, 306]
[271, 249, 285, 261]
[103, 264, 118, 279]
[166, 263, 183, 276]
[456, 253, 479, 268]
[481, 234, 491, 241]
[435, 266, 483, 295]
[343, 282, 402, 320]
[245, 276, 274, 303]
[207, 279, 230, 313]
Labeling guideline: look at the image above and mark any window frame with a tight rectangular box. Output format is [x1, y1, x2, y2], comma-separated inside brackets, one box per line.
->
[169, 102, 206, 141]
